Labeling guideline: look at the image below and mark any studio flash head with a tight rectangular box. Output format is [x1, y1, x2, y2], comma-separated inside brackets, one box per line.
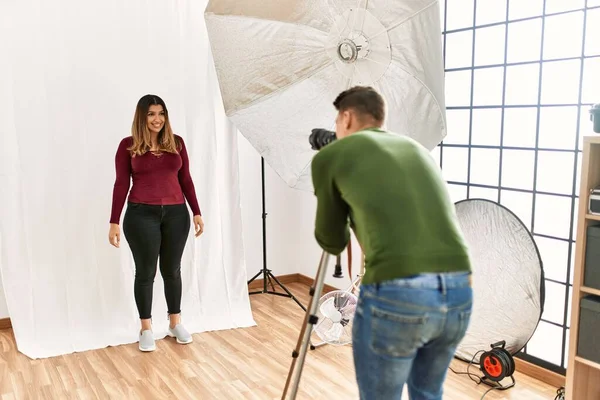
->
[309, 128, 336, 150]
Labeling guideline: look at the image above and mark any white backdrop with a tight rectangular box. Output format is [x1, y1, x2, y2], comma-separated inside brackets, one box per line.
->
[0, 0, 255, 359]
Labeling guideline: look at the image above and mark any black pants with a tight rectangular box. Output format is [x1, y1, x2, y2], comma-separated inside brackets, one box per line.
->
[123, 202, 190, 320]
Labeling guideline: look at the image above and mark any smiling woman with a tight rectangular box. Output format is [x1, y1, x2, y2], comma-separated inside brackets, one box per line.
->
[127, 95, 180, 156]
[108, 94, 204, 352]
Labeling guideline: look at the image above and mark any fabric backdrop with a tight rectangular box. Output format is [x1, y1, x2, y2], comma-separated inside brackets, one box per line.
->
[0, 0, 256, 359]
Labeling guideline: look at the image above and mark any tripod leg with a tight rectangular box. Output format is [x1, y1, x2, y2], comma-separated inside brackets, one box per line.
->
[247, 269, 264, 285]
[267, 273, 277, 292]
[281, 251, 331, 400]
[268, 272, 307, 311]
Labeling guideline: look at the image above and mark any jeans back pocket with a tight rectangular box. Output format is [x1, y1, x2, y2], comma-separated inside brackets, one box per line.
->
[370, 305, 431, 359]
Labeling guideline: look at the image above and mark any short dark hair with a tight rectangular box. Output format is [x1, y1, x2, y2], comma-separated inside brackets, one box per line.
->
[333, 86, 386, 123]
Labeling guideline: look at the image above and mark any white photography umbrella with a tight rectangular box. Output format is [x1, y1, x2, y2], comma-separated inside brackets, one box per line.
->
[204, 0, 447, 191]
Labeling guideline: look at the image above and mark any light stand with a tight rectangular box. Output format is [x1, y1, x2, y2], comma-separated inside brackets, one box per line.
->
[247, 157, 307, 312]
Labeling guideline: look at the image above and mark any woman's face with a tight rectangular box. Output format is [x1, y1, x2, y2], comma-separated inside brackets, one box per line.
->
[147, 104, 165, 134]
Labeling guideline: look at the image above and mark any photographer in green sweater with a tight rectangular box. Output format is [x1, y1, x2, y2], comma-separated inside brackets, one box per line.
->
[310, 86, 473, 400]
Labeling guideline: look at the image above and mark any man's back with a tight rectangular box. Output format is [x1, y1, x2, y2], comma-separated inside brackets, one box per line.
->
[311, 127, 471, 284]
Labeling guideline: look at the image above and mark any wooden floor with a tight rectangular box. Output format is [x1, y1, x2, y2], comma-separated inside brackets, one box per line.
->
[0, 282, 562, 399]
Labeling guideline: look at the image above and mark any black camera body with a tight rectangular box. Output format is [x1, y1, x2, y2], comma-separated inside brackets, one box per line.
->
[591, 104, 600, 134]
[309, 128, 337, 150]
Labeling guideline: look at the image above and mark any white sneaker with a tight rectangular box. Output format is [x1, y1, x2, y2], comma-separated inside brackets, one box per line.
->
[139, 330, 156, 352]
[168, 324, 193, 344]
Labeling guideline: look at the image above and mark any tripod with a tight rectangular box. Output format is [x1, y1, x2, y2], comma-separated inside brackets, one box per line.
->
[281, 246, 363, 399]
[247, 157, 307, 312]
[282, 251, 331, 400]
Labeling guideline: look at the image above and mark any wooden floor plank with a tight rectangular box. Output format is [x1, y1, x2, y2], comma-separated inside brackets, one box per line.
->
[0, 282, 562, 399]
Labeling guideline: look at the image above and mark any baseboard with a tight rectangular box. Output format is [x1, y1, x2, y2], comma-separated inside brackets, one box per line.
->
[247, 273, 341, 294]
[296, 274, 341, 294]
[0, 318, 11, 330]
[247, 273, 303, 291]
[514, 357, 565, 389]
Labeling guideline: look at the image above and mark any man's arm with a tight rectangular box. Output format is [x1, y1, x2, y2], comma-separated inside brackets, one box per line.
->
[312, 153, 350, 255]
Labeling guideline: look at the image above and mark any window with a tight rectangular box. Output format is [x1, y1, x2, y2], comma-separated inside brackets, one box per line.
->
[474, 25, 506, 66]
[470, 148, 500, 186]
[445, 70, 472, 107]
[582, 58, 600, 104]
[441, 147, 469, 182]
[501, 149, 535, 190]
[538, 106, 579, 149]
[504, 64, 540, 105]
[543, 12, 584, 60]
[445, 110, 471, 144]
[508, 0, 543, 20]
[473, 67, 504, 106]
[541, 60, 581, 104]
[439, 1, 599, 373]
[476, 0, 507, 25]
[503, 108, 538, 147]
[507, 19, 542, 63]
[471, 108, 502, 146]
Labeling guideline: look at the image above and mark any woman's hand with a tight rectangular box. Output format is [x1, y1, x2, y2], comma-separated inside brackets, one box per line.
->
[109, 223, 120, 248]
[193, 215, 204, 237]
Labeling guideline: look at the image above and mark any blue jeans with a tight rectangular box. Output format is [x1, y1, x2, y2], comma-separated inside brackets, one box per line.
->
[352, 272, 473, 400]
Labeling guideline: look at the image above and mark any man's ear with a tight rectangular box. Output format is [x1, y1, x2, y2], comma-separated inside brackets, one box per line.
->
[343, 110, 352, 130]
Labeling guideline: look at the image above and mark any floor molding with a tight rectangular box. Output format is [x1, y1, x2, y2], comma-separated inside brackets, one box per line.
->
[247, 273, 340, 295]
[295, 274, 340, 294]
[514, 357, 565, 388]
[247, 273, 301, 291]
[0, 318, 11, 330]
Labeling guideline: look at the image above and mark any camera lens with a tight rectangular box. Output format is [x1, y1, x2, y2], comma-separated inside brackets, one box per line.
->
[309, 129, 336, 150]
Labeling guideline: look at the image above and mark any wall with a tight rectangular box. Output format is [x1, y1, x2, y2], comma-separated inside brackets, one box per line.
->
[237, 134, 359, 293]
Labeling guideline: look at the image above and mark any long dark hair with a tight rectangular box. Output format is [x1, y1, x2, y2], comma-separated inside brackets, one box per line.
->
[128, 94, 179, 156]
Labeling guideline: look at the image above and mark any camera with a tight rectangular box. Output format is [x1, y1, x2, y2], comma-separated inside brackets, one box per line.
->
[591, 104, 600, 134]
[309, 128, 337, 150]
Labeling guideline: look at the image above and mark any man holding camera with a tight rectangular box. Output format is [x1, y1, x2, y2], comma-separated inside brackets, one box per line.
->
[310, 86, 473, 400]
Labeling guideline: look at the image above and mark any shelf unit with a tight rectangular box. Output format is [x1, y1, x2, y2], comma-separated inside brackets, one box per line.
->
[566, 135, 600, 400]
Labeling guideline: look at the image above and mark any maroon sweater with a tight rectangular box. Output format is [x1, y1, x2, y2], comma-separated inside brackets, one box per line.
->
[109, 135, 201, 224]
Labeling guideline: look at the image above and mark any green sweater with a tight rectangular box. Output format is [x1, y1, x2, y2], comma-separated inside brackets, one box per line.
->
[311, 128, 472, 285]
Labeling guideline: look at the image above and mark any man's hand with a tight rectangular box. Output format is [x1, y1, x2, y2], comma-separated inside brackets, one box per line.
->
[194, 215, 204, 237]
[109, 223, 120, 248]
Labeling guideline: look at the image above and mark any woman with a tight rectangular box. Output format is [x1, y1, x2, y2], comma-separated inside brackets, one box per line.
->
[108, 94, 204, 352]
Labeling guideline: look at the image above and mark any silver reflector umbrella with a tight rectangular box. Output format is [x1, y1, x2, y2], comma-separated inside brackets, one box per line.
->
[454, 199, 545, 363]
[204, 0, 447, 191]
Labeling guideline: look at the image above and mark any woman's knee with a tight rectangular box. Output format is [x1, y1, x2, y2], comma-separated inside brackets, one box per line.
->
[161, 267, 182, 281]
[135, 269, 157, 284]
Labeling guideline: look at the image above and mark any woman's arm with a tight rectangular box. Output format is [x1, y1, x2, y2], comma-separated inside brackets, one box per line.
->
[177, 136, 202, 216]
[109, 138, 132, 224]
